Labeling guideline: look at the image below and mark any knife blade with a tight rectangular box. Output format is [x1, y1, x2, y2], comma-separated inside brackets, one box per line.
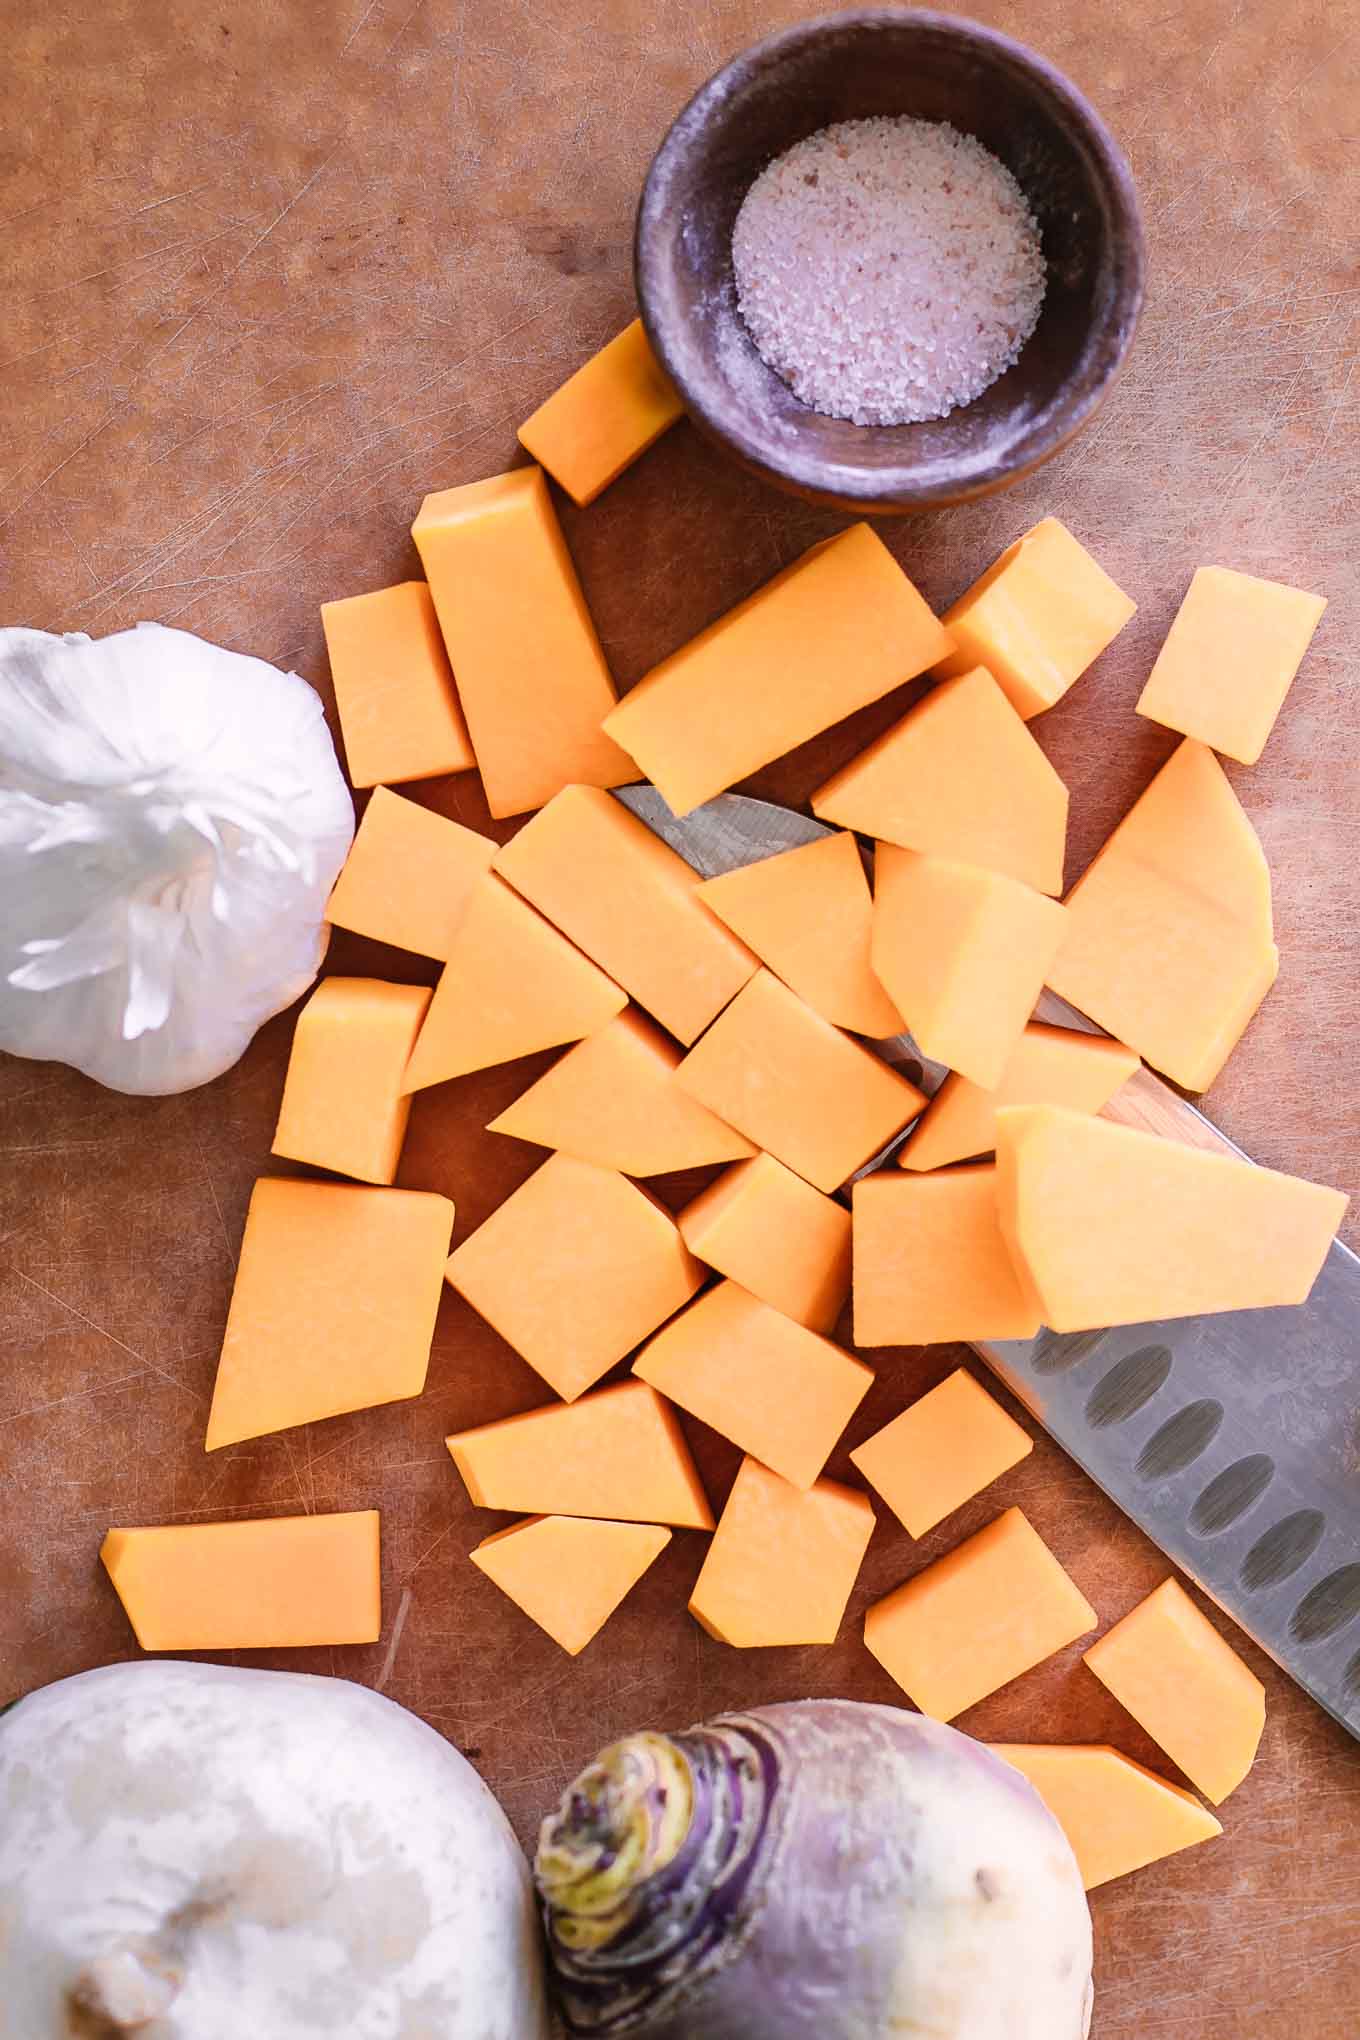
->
[616, 783, 1360, 1739]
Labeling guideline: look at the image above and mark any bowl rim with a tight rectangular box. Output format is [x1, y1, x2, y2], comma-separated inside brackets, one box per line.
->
[634, 6, 1147, 512]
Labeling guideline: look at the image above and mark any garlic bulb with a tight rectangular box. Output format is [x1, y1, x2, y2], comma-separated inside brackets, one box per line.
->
[0, 623, 354, 1095]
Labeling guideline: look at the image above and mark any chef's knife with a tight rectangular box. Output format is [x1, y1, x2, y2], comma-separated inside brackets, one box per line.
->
[616, 783, 1360, 1740]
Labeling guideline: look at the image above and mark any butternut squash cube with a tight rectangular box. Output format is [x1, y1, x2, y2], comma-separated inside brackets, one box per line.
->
[1084, 1579, 1266, 1805]
[325, 785, 496, 960]
[899, 1022, 1139, 1173]
[517, 319, 684, 506]
[678, 1153, 851, 1334]
[1136, 566, 1326, 765]
[995, 1105, 1346, 1331]
[696, 830, 904, 1037]
[445, 1153, 704, 1402]
[872, 848, 1069, 1089]
[812, 667, 1069, 894]
[933, 517, 1136, 719]
[634, 1279, 873, 1490]
[206, 1180, 454, 1450]
[991, 1744, 1223, 1889]
[412, 467, 634, 818]
[446, 1381, 713, 1528]
[689, 1457, 875, 1647]
[853, 1168, 1040, 1347]
[864, 1507, 1098, 1721]
[603, 524, 954, 816]
[495, 785, 758, 1047]
[471, 1515, 670, 1655]
[273, 977, 431, 1185]
[321, 579, 474, 788]
[851, 1368, 1033, 1536]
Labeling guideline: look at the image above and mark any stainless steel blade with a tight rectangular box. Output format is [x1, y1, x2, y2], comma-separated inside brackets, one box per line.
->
[615, 783, 1360, 1739]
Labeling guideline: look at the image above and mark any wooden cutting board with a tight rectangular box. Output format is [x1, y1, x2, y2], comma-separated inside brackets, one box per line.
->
[3, 3, 1358, 2034]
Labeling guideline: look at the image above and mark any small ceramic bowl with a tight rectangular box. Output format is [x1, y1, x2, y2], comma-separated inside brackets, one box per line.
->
[635, 8, 1145, 513]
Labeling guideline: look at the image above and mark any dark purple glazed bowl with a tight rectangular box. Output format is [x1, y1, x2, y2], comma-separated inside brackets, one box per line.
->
[635, 8, 1145, 513]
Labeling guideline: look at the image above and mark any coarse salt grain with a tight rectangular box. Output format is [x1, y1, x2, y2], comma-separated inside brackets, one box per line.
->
[732, 115, 1046, 428]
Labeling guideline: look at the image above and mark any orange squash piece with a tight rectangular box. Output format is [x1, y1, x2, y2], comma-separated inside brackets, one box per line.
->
[486, 1009, 755, 1175]
[446, 1380, 713, 1528]
[402, 875, 626, 1093]
[325, 786, 497, 960]
[1048, 739, 1278, 1091]
[864, 1507, 1098, 1721]
[101, 1511, 381, 1650]
[852, 1168, 1040, 1346]
[696, 831, 904, 1037]
[206, 1180, 454, 1450]
[495, 786, 758, 1046]
[411, 467, 634, 818]
[678, 1153, 851, 1334]
[445, 1153, 704, 1402]
[603, 524, 954, 816]
[471, 1515, 671, 1655]
[517, 320, 684, 506]
[633, 1279, 873, 1490]
[1136, 566, 1327, 765]
[995, 1105, 1346, 1331]
[812, 668, 1069, 894]
[851, 1367, 1033, 1537]
[689, 1457, 875, 1647]
[872, 848, 1069, 1089]
[899, 1022, 1139, 1172]
[992, 1744, 1223, 1889]
[933, 517, 1136, 719]
[321, 580, 474, 788]
[1084, 1580, 1266, 1805]
[272, 978, 431, 1185]
[675, 970, 926, 1194]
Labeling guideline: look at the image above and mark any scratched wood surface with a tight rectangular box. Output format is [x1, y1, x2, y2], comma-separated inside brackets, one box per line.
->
[3, 2, 1359, 2033]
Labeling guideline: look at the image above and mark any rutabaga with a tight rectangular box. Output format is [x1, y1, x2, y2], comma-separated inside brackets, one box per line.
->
[536, 1699, 1094, 2040]
[0, 1661, 551, 2040]
[0, 623, 354, 1094]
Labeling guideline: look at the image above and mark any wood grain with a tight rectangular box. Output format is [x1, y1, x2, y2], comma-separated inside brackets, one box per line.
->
[3, 4, 1358, 2037]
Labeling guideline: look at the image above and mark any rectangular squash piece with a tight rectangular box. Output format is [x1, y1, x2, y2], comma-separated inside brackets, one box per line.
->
[813, 668, 1069, 895]
[402, 875, 627, 1093]
[1136, 566, 1327, 764]
[995, 1105, 1347, 1331]
[206, 1180, 454, 1450]
[326, 786, 497, 960]
[678, 1153, 851, 1334]
[851, 1367, 1033, 1537]
[853, 1168, 1041, 1346]
[517, 320, 684, 506]
[602, 524, 954, 816]
[675, 970, 926, 1193]
[1083, 1580, 1266, 1805]
[933, 517, 1136, 718]
[100, 1511, 381, 1650]
[321, 580, 474, 788]
[1048, 739, 1278, 1091]
[864, 1507, 1098, 1720]
[445, 1152, 704, 1401]
[272, 978, 431, 1185]
[411, 467, 635, 818]
[899, 1022, 1139, 1172]
[495, 786, 758, 1046]
[487, 1009, 756, 1176]
[696, 831, 904, 1036]
[991, 1744, 1223, 1889]
[689, 1457, 875, 1646]
[446, 1380, 713, 1528]
[471, 1515, 670, 1655]
[872, 847, 1069, 1089]
[633, 1279, 873, 1490]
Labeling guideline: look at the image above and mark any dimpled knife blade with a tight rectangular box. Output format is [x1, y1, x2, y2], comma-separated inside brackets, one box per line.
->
[616, 784, 1360, 1739]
